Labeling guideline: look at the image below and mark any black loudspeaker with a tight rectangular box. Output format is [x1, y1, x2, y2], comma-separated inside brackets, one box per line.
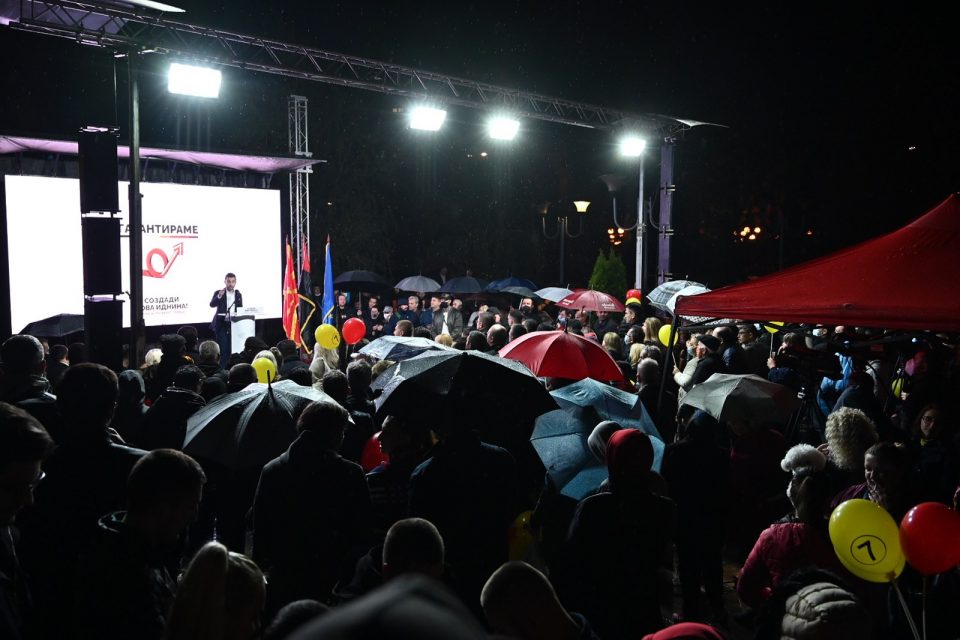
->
[84, 299, 124, 371]
[82, 217, 122, 295]
[78, 130, 119, 213]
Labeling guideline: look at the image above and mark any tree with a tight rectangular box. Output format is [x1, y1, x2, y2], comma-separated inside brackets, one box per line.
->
[588, 248, 628, 297]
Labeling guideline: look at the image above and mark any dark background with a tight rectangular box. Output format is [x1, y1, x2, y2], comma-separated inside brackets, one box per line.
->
[1, 1, 957, 290]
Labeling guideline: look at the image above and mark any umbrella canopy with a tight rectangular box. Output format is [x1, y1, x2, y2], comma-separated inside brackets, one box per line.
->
[334, 270, 392, 291]
[531, 409, 665, 500]
[647, 280, 706, 312]
[555, 289, 625, 313]
[359, 336, 455, 362]
[535, 287, 575, 303]
[373, 350, 556, 438]
[498, 286, 541, 300]
[485, 277, 538, 292]
[679, 373, 800, 424]
[395, 275, 441, 292]
[184, 380, 338, 470]
[550, 377, 662, 444]
[499, 330, 624, 382]
[20, 313, 84, 337]
[438, 276, 489, 294]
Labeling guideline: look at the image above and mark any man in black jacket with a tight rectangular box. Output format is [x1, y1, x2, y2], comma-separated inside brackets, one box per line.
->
[253, 400, 373, 612]
[16, 364, 148, 639]
[688, 334, 726, 387]
[72, 449, 206, 640]
[0, 402, 54, 640]
[0, 335, 61, 441]
[141, 365, 206, 451]
[209, 272, 242, 368]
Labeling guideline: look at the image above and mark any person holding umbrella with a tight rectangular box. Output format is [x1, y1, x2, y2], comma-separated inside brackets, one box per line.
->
[252, 400, 373, 614]
[555, 430, 675, 638]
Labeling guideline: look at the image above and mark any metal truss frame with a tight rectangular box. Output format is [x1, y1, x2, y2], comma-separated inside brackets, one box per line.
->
[12, 0, 697, 135]
[287, 95, 311, 273]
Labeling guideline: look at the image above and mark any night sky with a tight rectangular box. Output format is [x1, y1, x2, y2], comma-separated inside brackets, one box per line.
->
[1, 1, 956, 289]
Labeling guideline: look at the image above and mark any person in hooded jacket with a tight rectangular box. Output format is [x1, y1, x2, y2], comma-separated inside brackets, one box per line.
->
[72, 449, 206, 640]
[110, 369, 149, 446]
[140, 365, 206, 451]
[556, 429, 676, 638]
[252, 400, 373, 613]
[660, 410, 729, 622]
[0, 335, 62, 442]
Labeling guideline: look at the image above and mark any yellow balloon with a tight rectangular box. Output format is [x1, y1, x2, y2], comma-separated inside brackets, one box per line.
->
[315, 323, 341, 350]
[764, 321, 785, 334]
[251, 357, 277, 384]
[508, 510, 535, 561]
[658, 324, 676, 347]
[891, 377, 904, 398]
[828, 499, 905, 583]
[625, 296, 642, 306]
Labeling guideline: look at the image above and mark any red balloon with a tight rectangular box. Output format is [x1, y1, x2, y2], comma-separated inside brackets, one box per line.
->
[360, 431, 389, 472]
[900, 502, 960, 575]
[342, 317, 366, 345]
[626, 288, 642, 301]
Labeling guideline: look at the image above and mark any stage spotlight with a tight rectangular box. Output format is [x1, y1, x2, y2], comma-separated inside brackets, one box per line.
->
[487, 116, 520, 140]
[619, 135, 647, 157]
[168, 63, 222, 98]
[409, 106, 447, 131]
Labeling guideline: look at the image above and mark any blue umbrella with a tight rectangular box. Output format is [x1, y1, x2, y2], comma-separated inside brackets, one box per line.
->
[551, 378, 662, 443]
[531, 409, 665, 500]
[485, 277, 538, 292]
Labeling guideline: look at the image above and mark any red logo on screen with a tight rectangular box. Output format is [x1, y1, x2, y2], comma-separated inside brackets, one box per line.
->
[143, 242, 184, 278]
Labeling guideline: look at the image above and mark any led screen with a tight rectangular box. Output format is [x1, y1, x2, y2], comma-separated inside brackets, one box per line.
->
[5, 175, 282, 332]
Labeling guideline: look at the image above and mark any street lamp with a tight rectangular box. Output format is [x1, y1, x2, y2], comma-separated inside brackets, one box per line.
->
[619, 134, 647, 291]
[540, 200, 586, 286]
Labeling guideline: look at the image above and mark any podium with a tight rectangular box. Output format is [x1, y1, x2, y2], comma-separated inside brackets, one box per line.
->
[230, 306, 260, 354]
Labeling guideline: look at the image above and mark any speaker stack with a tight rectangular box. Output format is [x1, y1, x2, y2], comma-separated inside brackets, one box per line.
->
[78, 128, 124, 371]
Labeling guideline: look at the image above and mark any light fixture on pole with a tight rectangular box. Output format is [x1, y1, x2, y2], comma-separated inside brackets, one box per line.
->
[409, 106, 447, 131]
[487, 115, 520, 141]
[540, 200, 586, 287]
[619, 134, 647, 291]
[168, 62, 222, 98]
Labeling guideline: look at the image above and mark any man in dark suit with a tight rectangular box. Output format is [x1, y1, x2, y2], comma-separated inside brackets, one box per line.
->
[209, 272, 242, 368]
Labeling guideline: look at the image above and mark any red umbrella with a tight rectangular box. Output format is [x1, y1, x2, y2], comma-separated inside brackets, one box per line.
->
[555, 289, 625, 313]
[499, 330, 625, 382]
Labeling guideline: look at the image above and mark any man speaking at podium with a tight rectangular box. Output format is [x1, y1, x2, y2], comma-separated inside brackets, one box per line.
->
[210, 272, 242, 368]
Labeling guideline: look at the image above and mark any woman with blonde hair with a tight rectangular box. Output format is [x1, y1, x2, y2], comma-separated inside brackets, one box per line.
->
[642, 317, 662, 345]
[165, 541, 266, 640]
[309, 346, 340, 391]
[820, 407, 878, 495]
[601, 331, 624, 361]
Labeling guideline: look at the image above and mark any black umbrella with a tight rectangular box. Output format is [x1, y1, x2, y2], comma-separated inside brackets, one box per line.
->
[359, 336, 455, 362]
[374, 350, 556, 440]
[438, 276, 489, 294]
[395, 275, 441, 292]
[20, 313, 84, 337]
[183, 380, 338, 469]
[334, 270, 392, 291]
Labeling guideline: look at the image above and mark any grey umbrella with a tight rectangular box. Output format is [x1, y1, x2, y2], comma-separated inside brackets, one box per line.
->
[646, 280, 706, 312]
[395, 275, 441, 292]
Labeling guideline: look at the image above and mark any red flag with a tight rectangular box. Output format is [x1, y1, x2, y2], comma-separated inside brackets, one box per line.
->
[282, 240, 301, 345]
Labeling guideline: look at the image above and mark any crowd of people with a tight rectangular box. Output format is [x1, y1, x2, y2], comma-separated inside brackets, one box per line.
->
[1, 290, 959, 640]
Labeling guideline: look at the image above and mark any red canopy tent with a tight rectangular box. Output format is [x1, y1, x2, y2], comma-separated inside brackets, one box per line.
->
[675, 194, 960, 332]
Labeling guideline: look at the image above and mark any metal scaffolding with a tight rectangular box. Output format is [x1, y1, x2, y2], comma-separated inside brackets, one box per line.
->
[10, 0, 701, 135]
[287, 95, 311, 273]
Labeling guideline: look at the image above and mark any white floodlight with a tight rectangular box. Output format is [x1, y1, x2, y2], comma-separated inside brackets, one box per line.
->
[619, 135, 647, 157]
[168, 63, 222, 98]
[487, 116, 520, 140]
[409, 106, 447, 131]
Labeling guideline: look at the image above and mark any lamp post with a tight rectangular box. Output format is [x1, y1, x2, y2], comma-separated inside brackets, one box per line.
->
[540, 200, 586, 286]
[619, 135, 647, 291]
